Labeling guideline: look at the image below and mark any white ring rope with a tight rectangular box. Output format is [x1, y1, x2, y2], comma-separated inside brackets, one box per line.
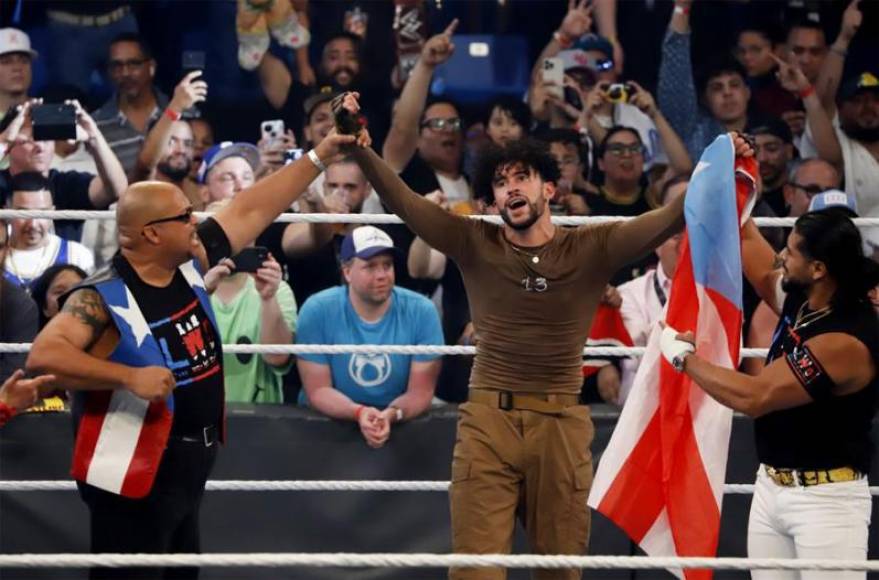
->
[1, 209, 878, 228]
[0, 342, 770, 358]
[0, 552, 875, 571]
[2, 480, 877, 496]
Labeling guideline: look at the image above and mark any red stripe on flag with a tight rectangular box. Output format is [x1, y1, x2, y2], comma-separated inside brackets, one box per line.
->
[596, 412, 666, 541]
[70, 391, 113, 482]
[120, 401, 172, 498]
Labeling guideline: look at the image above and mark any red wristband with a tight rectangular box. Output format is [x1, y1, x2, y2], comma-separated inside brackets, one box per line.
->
[0, 401, 17, 426]
[798, 85, 815, 99]
[164, 107, 182, 122]
[354, 405, 365, 421]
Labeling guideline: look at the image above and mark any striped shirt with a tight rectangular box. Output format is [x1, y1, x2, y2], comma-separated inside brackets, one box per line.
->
[92, 90, 168, 176]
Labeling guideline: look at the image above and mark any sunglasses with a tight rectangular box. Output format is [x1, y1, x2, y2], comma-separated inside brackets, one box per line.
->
[420, 117, 462, 132]
[144, 207, 194, 227]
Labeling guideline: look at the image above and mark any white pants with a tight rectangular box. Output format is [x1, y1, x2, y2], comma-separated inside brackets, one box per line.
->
[747, 465, 871, 580]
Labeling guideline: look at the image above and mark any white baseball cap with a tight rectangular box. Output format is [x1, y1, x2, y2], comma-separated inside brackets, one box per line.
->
[0, 28, 38, 59]
[341, 226, 395, 261]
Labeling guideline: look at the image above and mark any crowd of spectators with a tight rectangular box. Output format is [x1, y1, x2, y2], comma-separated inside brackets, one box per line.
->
[0, 0, 877, 431]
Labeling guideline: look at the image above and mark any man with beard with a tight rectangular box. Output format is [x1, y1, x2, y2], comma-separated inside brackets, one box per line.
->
[93, 33, 168, 176]
[752, 120, 795, 218]
[664, 209, 879, 580]
[131, 72, 207, 208]
[337, 91, 754, 580]
[258, 31, 391, 147]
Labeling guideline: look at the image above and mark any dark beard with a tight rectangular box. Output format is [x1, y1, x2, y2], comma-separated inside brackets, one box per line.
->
[842, 124, 879, 144]
[781, 276, 809, 295]
[158, 159, 191, 183]
[501, 199, 544, 231]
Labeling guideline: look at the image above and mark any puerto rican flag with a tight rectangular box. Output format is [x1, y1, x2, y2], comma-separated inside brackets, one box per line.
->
[582, 304, 634, 380]
[588, 135, 757, 579]
[71, 261, 212, 499]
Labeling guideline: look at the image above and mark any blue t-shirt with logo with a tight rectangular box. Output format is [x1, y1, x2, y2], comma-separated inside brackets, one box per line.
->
[296, 285, 444, 407]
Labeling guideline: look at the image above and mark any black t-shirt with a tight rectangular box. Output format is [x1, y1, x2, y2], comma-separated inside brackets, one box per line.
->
[0, 168, 95, 241]
[110, 218, 230, 435]
[755, 292, 879, 473]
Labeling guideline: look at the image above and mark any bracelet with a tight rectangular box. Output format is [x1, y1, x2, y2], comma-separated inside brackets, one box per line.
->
[553, 30, 573, 49]
[799, 85, 816, 99]
[164, 107, 182, 122]
[307, 149, 327, 172]
[0, 401, 17, 427]
[354, 405, 365, 421]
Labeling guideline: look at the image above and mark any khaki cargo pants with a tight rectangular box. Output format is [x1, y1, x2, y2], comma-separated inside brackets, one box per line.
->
[449, 391, 594, 580]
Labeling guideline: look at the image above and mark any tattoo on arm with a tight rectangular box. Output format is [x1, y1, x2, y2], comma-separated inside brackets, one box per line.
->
[61, 289, 111, 348]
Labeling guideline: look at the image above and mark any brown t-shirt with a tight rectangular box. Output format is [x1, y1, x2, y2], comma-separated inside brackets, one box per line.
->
[354, 148, 684, 394]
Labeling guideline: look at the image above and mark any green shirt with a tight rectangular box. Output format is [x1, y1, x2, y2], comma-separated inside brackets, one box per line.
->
[211, 277, 298, 403]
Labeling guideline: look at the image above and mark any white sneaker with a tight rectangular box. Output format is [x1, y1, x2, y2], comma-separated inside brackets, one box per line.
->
[269, 13, 310, 49]
[238, 32, 270, 71]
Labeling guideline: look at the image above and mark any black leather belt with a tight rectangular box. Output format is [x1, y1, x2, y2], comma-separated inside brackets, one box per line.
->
[170, 425, 218, 447]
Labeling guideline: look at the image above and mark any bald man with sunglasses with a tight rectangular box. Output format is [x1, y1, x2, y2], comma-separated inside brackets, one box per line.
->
[26, 129, 364, 580]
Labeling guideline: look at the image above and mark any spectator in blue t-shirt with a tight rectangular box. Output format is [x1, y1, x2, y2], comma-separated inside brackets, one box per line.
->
[296, 225, 443, 448]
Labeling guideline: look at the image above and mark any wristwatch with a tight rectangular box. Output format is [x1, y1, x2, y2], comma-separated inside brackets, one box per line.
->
[672, 353, 689, 372]
[389, 405, 404, 422]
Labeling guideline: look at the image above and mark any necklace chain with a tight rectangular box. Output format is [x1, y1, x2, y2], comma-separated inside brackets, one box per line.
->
[793, 302, 832, 331]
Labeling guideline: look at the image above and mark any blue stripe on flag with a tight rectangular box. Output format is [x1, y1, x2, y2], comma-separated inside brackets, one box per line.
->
[684, 134, 743, 309]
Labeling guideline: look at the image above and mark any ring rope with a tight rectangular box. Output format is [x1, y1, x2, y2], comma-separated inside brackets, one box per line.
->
[1, 480, 877, 495]
[0, 552, 875, 571]
[1, 209, 877, 228]
[0, 342, 770, 358]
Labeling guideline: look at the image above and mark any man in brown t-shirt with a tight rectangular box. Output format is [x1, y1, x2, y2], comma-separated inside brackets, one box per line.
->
[337, 92, 751, 579]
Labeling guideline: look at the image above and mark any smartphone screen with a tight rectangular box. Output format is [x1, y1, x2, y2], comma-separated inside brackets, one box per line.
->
[231, 247, 269, 273]
[542, 57, 564, 99]
[182, 50, 206, 74]
[32, 104, 77, 141]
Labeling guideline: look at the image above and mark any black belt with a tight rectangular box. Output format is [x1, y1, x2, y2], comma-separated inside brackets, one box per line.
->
[169, 425, 218, 447]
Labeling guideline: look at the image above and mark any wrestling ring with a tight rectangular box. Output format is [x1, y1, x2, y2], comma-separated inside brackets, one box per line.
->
[1, 211, 877, 579]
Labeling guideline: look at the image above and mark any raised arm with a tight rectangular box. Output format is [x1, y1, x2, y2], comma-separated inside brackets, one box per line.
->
[627, 81, 693, 174]
[605, 192, 685, 271]
[382, 20, 458, 172]
[71, 101, 128, 208]
[773, 55, 842, 168]
[741, 219, 784, 314]
[131, 72, 207, 182]
[657, 0, 698, 151]
[258, 52, 294, 111]
[815, 0, 861, 114]
[26, 288, 174, 400]
[212, 131, 358, 256]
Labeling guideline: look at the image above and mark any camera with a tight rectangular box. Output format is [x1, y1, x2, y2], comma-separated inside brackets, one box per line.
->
[231, 246, 269, 273]
[605, 83, 637, 104]
[31, 104, 77, 142]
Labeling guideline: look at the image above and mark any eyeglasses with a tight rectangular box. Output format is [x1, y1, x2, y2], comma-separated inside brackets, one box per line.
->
[108, 58, 148, 72]
[144, 207, 193, 227]
[420, 117, 462, 132]
[605, 143, 644, 157]
[788, 182, 825, 197]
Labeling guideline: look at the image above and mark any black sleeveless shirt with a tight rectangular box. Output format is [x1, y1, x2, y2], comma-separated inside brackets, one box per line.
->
[755, 292, 879, 473]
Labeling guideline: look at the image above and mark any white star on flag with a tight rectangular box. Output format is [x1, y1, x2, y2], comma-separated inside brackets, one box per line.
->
[110, 287, 151, 347]
[179, 262, 206, 289]
[691, 160, 711, 179]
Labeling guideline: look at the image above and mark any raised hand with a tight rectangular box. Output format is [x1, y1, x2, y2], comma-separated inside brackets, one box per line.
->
[771, 54, 810, 95]
[730, 132, 755, 158]
[0, 98, 40, 145]
[626, 81, 657, 118]
[66, 99, 100, 145]
[203, 258, 236, 294]
[559, 0, 593, 41]
[169, 70, 208, 115]
[420, 19, 458, 67]
[839, 0, 862, 43]
[253, 254, 283, 300]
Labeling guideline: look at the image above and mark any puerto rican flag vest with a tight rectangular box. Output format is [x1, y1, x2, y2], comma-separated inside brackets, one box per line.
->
[71, 259, 221, 498]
